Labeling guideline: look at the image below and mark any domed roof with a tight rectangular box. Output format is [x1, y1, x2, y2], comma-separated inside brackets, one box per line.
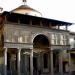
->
[11, 5, 42, 17]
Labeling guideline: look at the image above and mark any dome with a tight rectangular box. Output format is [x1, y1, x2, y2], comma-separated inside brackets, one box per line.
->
[11, 5, 42, 17]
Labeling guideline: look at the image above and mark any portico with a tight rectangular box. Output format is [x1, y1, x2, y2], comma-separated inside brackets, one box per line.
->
[1, 34, 65, 75]
[3, 42, 33, 75]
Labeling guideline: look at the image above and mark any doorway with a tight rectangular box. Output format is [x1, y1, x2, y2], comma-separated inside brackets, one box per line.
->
[33, 34, 50, 74]
[33, 57, 37, 74]
[7, 52, 17, 75]
[53, 51, 59, 73]
[28, 56, 38, 75]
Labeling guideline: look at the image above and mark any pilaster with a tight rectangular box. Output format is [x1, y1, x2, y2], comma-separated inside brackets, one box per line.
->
[50, 50, 54, 75]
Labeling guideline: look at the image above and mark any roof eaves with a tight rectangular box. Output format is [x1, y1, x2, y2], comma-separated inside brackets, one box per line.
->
[2, 11, 73, 25]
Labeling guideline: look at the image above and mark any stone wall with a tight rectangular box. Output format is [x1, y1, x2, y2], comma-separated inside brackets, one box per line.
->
[4, 24, 70, 45]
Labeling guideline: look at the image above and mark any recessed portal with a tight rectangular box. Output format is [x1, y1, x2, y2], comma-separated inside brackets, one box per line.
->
[33, 34, 50, 74]
[33, 57, 37, 70]
[7, 49, 17, 75]
[33, 34, 49, 49]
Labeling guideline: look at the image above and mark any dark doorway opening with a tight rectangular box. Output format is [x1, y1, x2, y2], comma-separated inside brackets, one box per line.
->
[33, 34, 49, 49]
[33, 57, 37, 70]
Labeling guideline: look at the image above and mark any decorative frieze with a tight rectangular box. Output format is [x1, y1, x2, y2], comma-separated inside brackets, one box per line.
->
[4, 42, 33, 49]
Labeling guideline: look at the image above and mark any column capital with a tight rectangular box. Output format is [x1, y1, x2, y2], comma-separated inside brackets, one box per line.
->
[4, 47, 7, 50]
[17, 48, 21, 50]
[4, 47, 7, 51]
[17, 48, 21, 52]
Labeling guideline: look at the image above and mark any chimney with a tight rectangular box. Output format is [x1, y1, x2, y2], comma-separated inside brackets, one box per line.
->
[0, 7, 3, 14]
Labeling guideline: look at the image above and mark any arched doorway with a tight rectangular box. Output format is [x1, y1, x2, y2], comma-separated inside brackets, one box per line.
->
[33, 34, 50, 74]
[33, 34, 50, 50]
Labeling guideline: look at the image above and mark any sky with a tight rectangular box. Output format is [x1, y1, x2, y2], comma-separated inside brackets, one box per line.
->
[0, 0, 75, 32]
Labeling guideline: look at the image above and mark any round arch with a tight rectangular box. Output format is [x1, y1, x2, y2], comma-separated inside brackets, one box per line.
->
[33, 34, 50, 49]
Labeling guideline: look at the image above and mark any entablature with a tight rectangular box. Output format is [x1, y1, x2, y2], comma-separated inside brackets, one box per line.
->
[51, 45, 70, 51]
[4, 42, 33, 49]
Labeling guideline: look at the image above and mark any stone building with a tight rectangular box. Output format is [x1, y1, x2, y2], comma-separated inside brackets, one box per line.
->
[0, 0, 74, 75]
[68, 32, 75, 74]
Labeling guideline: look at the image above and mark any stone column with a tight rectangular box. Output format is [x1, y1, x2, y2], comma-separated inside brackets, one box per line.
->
[68, 51, 71, 74]
[50, 50, 54, 75]
[17, 48, 21, 75]
[38, 52, 42, 73]
[59, 51, 63, 75]
[30, 49, 33, 75]
[4, 48, 7, 75]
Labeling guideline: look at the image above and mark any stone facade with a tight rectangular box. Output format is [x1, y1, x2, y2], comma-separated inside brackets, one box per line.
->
[0, 11, 73, 75]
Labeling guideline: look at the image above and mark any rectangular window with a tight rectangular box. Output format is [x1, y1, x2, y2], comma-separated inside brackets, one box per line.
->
[18, 36, 25, 43]
[51, 33, 67, 45]
[60, 34, 67, 45]
[14, 35, 18, 42]
[57, 34, 60, 45]
[66, 35, 69, 45]
[6, 32, 12, 42]
[51, 33, 58, 45]
[11, 30, 19, 43]
[18, 36, 23, 43]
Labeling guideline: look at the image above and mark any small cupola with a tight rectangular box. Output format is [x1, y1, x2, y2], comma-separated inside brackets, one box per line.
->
[11, 0, 42, 17]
